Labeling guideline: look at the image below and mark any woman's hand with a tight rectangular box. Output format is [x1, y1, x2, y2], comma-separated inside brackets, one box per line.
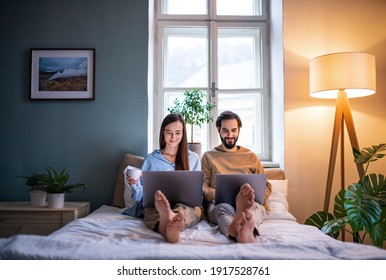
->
[125, 172, 142, 186]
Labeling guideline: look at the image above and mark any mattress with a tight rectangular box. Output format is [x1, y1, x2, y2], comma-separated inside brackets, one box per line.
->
[1, 204, 385, 260]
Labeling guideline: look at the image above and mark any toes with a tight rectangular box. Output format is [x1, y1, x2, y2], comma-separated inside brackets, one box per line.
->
[240, 183, 253, 194]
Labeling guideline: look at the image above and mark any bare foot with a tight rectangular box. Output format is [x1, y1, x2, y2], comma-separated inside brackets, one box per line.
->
[228, 212, 243, 238]
[228, 209, 256, 243]
[228, 184, 256, 243]
[154, 190, 185, 243]
[166, 211, 185, 243]
[236, 209, 256, 243]
[235, 184, 255, 215]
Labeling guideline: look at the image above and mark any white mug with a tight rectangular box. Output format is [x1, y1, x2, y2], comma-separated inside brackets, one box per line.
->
[125, 168, 141, 181]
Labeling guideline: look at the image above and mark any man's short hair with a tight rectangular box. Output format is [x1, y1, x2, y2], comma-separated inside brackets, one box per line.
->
[215, 110, 242, 129]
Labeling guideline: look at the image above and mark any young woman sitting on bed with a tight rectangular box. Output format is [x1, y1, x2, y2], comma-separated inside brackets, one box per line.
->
[125, 113, 202, 243]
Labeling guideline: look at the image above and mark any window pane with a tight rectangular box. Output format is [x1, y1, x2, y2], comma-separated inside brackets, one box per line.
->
[217, 0, 262, 16]
[217, 93, 263, 153]
[161, 0, 207, 15]
[218, 28, 262, 89]
[164, 27, 208, 88]
[155, 1, 270, 159]
[164, 92, 210, 151]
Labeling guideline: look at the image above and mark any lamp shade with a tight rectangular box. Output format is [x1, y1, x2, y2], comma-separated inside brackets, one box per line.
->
[310, 52, 376, 98]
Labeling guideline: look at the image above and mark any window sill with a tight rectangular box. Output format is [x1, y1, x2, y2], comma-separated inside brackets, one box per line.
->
[262, 161, 280, 168]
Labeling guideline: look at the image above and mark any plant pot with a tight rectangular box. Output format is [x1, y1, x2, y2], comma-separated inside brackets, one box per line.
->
[30, 190, 47, 206]
[188, 142, 202, 158]
[47, 193, 65, 209]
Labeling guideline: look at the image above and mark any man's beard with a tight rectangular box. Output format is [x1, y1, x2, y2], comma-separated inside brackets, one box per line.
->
[220, 135, 238, 149]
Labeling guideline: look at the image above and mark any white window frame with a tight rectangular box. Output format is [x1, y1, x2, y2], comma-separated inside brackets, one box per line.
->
[148, 0, 280, 164]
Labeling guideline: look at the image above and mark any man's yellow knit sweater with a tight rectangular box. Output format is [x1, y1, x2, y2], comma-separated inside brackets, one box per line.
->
[201, 144, 272, 207]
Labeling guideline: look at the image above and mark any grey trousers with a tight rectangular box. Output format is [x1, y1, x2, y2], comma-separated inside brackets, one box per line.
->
[207, 202, 265, 239]
[143, 203, 202, 231]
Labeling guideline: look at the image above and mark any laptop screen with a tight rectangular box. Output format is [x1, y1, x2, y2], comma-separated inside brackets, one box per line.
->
[215, 174, 267, 206]
[142, 170, 203, 208]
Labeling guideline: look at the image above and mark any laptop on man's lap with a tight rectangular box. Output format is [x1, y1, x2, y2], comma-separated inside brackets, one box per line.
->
[215, 173, 267, 207]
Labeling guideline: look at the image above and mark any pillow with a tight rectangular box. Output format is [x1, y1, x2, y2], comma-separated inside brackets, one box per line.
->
[264, 168, 285, 180]
[112, 153, 144, 208]
[264, 179, 297, 221]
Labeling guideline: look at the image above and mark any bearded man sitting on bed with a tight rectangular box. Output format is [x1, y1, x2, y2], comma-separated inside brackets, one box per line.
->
[201, 111, 272, 243]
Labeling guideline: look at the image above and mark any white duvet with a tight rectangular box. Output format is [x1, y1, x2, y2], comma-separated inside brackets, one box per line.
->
[1, 205, 385, 260]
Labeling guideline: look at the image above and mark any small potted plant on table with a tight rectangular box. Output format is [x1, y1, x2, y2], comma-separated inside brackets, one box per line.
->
[40, 166, 87, 208]
[20, 173, 48, 206]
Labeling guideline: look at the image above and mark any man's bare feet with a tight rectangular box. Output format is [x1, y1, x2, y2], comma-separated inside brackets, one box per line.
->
[228, 184, 256, 243]
[235, 209, 256, 243]
[154, 190, 185, 243]
[235, 184, 255, 215]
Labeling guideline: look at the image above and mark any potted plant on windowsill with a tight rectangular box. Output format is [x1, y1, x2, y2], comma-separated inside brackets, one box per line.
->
[167, 89, 216, 156]
[40, 166, 87, 209]
[19, 173, 48, 206]
[305, 143, 386, 248]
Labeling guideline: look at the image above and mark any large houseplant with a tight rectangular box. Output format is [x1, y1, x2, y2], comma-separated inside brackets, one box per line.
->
[305, 143, 386, 248]
[167, 89, 216, 155]
[37, 166, 86, 208]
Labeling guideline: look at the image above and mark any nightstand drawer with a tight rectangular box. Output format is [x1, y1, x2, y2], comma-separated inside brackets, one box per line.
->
[0, 211, 69, 224]
[0, 201, 90, 237]
[0, 223, 60, 236]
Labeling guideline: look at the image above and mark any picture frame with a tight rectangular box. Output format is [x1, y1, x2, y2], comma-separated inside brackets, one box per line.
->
[30, 48, 95, 100]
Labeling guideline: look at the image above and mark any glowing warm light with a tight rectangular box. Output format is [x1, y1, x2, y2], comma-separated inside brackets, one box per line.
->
[310, 52, 376, 99]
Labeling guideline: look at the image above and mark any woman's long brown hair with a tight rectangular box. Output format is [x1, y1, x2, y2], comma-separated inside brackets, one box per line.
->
[159, 113, 190, 170]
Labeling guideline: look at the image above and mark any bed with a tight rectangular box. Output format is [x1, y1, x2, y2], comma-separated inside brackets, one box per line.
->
[0, 153, 385, 260]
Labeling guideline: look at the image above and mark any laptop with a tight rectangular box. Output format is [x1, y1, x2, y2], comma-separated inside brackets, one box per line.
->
[142, 170, 203, 208]
[215, 174, 267, 206]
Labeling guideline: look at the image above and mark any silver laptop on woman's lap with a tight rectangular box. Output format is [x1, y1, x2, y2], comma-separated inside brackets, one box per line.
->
[142, 170, 203, 208]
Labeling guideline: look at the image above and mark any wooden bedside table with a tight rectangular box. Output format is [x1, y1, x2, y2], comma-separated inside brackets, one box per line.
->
[0, 201, 90, 237]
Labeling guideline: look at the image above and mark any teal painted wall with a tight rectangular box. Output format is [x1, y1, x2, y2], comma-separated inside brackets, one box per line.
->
[0, 0, 149, 210]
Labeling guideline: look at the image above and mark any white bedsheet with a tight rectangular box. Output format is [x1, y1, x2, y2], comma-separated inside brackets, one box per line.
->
[0, 205, 385, 260]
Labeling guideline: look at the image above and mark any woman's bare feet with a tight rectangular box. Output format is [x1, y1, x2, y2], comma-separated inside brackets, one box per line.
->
[166, 211, 185, 243]
[228, 184, 256, 243]
[154, 190, 185, 243]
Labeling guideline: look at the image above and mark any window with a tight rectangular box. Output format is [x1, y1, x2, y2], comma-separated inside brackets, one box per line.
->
[151, 0, 271, 160]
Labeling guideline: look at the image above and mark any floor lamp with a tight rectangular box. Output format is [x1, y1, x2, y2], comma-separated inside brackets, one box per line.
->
[309, 52, 376, 214]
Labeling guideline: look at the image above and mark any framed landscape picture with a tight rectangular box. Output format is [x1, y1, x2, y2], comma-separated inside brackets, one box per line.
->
[30, 48, 95, 100]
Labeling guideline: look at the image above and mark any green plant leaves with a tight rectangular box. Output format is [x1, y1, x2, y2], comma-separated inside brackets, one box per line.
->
[168, 89, 216, 142]
[305, 211, 332, 229]
[333, 189, 346, 218]
[321, 216, 349, 238]
[344, 173, 386, 243]
[368, 221, 385, 248]
[20, 166, 87, 194]
[305, 143, 386, 247]
[168, 89, 215, 128]
[353, 143, 386, 165]
[43, 166, 70, 193]
[345, 175, 386, 247]
[19, 173, 49, 192]
[305, 211, 340, 239]
[345, 183, 381, 232]
[42, 166, 86, 194]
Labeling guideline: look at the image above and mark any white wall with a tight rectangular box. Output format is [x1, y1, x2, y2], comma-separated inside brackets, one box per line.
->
[283, 0, 386, 224]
